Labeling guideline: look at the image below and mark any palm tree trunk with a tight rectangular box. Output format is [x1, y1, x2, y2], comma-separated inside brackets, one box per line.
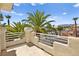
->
[8, 19, 10, 25]
[74, 20, 77, 37]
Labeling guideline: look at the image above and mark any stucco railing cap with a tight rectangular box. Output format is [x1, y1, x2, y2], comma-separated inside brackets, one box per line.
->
[0, 27, 6, 32]
[24, 27, 33, 32]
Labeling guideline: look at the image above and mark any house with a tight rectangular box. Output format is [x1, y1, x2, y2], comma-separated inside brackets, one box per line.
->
[61, 27, 79, 37]
[0, 3, 13, 11]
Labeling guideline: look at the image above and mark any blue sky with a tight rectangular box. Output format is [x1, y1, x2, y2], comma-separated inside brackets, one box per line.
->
[1, 3, 79, 25]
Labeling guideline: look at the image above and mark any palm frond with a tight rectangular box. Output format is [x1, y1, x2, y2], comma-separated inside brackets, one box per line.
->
[26, 10, 54, 33]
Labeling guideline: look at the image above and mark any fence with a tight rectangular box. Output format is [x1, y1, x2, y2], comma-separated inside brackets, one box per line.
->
[6, 31, 24, 42]
[36, 33, 68, 46]
[6, 31, 25, 47]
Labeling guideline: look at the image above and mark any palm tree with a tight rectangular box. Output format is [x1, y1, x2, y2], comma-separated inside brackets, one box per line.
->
[23, 10, 54, 33]
[73, 17, 79, 37]
[46, 23, 53, 32]
[12, 22, 27, 32]
[46, 23, 57, 34]
[57, 26, 64, 36]
[5, 15, 11, 26]
[6, 21, 29, 32]
[0, 13, 3, 25]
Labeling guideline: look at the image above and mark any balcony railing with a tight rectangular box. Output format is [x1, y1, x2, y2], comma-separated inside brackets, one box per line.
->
[6, 31, 24, 42]
[36, 33, 68, 46]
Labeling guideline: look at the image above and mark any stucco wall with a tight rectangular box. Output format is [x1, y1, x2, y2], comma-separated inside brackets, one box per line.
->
[0, 27, 6, 55]
[1, 27, 79, 56]
[6, 38, 26, 47]
[53, 42, 75, 56]
[0, 32, 1, 55]
[29, 32, 79, 56]
[0, 27, 6, 50]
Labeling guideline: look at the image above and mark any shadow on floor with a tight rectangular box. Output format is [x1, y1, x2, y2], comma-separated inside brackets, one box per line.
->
[1, 50, 16, 56]
[7, 43, 26, 50]
[26, 42, 34, 47]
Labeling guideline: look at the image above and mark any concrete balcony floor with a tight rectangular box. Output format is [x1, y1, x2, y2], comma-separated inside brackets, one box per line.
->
[1, 43, 51, 56]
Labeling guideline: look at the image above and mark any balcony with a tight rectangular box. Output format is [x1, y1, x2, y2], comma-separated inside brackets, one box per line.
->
[1, 43, 51, 56]
[0, 27, 79, 56]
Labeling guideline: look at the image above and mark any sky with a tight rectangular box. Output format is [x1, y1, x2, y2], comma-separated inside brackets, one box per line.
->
[1, 3, 79, 26]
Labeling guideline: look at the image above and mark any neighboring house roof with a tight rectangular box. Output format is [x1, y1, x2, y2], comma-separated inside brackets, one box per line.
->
[0, 3, 13, 11]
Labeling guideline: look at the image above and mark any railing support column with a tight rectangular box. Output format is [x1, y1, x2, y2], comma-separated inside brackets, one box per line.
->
[0, 27, 6, 55]
[24, 27, 33, 43]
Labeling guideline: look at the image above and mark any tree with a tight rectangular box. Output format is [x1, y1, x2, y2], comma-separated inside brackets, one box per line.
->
[46, 23, 58, 34]
[5, 15, 11, 26]
[46, 23, 53, 32]
[0, 13, 3, 25]
[22, 19, 27, 23]
[73, 17, 79, 37]
[12, 22, 27, 32]
[23, 10, 54, 33]
[57, 26, 64, 36]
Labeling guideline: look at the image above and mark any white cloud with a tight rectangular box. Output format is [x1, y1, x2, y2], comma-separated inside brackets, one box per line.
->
[1, 10, 9, 13]
[11, 11, 24, 16]
[62, 12, 67, 15]
[52, 16, 57, 19]
[39, 3, 45, 5]
[46, 17, 56, 25]
[73, 3, 79, 7]
[46, 16, 58, 21]
[1, 10, 24, 16]
[46, 17, 55, 21]
[11, 11, 16, 14]
[31, 3, 36, 6]
[31, 3, 45, 6]
[14, 3, 21, 6]
[17, 13, 24, 16]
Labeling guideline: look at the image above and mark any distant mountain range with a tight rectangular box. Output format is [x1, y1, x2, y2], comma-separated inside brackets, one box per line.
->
[58, 24, 74, 27]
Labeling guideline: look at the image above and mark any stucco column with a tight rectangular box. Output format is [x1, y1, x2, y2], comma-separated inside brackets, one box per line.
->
[0, 27, 6, 51]
[30, 32, 39, 44]
[0, 27, 1, 55]
[24, 27, 33, 43]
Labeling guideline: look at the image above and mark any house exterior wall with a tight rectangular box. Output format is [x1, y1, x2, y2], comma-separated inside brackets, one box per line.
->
[0, 3, 13, 11]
